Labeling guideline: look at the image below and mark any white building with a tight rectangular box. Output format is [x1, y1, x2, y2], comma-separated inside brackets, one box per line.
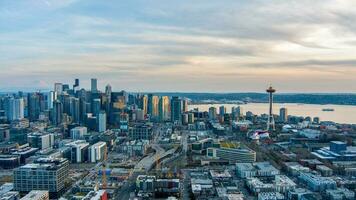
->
[89, 142, 106, 163]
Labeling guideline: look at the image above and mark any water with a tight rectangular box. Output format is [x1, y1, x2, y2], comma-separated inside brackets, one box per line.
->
[189, 103, 356, 124]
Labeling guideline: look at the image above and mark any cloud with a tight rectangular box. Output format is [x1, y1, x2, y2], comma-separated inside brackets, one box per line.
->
[0, 0, 356, 92]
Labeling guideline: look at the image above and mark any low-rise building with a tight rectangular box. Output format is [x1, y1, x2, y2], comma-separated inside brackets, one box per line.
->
[275, 175, 296, 194]
[13, 158, 69, 199]
[20, 190, 49, 200]
[325, 188, 355, 200]
[258, 192, 284, 200]
[246, 178, 275, 195]
[298, 172, 336, 192]
[236, 163, 257, 178]
[207, 146, 256, 163]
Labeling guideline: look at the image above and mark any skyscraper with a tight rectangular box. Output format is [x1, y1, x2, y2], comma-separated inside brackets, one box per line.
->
[171, 96, 182, 123]
[182, 99, 189, 113]
[92, 98, 101, 116]
[139, 95, 148, 115]
[219, 105, 226, 116]
[69, 97, 80, 123]
[209, 107, 217, 120]
[279, 107, 288, 123]
[91, 78, 98, 93]
[47, 91, 57, 110]
[52, 100, 63, 125]
[159, 96, 170, 122]
[54, 83, 63, 94]
[73, 78, 79, 90]
[28, 93, 44, 121]
[98, 111, 106, 132]
[147, 94, 159, 118]
[5, 97, 24, 121]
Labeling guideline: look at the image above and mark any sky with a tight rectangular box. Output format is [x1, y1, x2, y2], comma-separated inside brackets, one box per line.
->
[1, 0, 356, 93]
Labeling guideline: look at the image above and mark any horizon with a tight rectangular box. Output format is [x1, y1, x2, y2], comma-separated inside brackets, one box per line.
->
[1, 1, 356, 92]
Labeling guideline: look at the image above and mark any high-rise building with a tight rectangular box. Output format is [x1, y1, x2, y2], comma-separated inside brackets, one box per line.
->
[105, 84, 112, 115]
[73, 78, 79, 91]
[91, 78, 98, 93]
[98, 111, 106, 132]
[171, 96, 182, 123]
[219, 105, 226, 116]
[148, 94, 159, 118]
[159, 96, 170, 122]
[279, 107, 288, 122]
[13, 158, 69, 199]
[52, 100, 63, 125]
[208, 107, 217, 120]
[47, 91, 56, 110]
[5, 97, 24, 121]
[27, 93, 45, 121]
[182, 99, 189, 113]
[54, 83, 63, 94]
[92, 98, 101, 116]
[69, 97, 80, 123]
[139, 95, 148, 115]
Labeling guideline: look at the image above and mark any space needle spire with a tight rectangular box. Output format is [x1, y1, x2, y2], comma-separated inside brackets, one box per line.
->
[266, 85, 276, 131]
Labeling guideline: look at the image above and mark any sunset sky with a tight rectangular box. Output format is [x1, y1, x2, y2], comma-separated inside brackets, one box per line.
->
[1, 0, 356, 92]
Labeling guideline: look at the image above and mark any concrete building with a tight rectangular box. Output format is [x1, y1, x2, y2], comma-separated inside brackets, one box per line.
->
[27, 132, 54, 150]
[246, 178, 274, 195]
[258, 192, 284, 200]
[254, 162, 280, 177]
[119, 140, 149, 157]
[136, 175, 156, 194]
[236, 163, 257, 178]
[65, 140, 89, 163]
[325, 188, 355, 200]
[128, 124, 153, 140]
[206, 146, 256, 163]
[13, 158, 69, 199]
[298, 172, 336, 192]
[70, 126, 87, 140]
[89, 142, 106, 163]
[274, 175, 296, 194]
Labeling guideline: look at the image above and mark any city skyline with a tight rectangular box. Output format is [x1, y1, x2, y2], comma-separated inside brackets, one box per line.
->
[1, 0, 356, 92]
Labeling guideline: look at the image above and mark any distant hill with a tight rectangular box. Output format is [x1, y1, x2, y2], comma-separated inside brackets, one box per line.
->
[154, 93, 356, 105]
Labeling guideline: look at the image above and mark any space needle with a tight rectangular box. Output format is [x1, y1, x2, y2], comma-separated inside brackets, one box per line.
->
[266, 86, 276, 131]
